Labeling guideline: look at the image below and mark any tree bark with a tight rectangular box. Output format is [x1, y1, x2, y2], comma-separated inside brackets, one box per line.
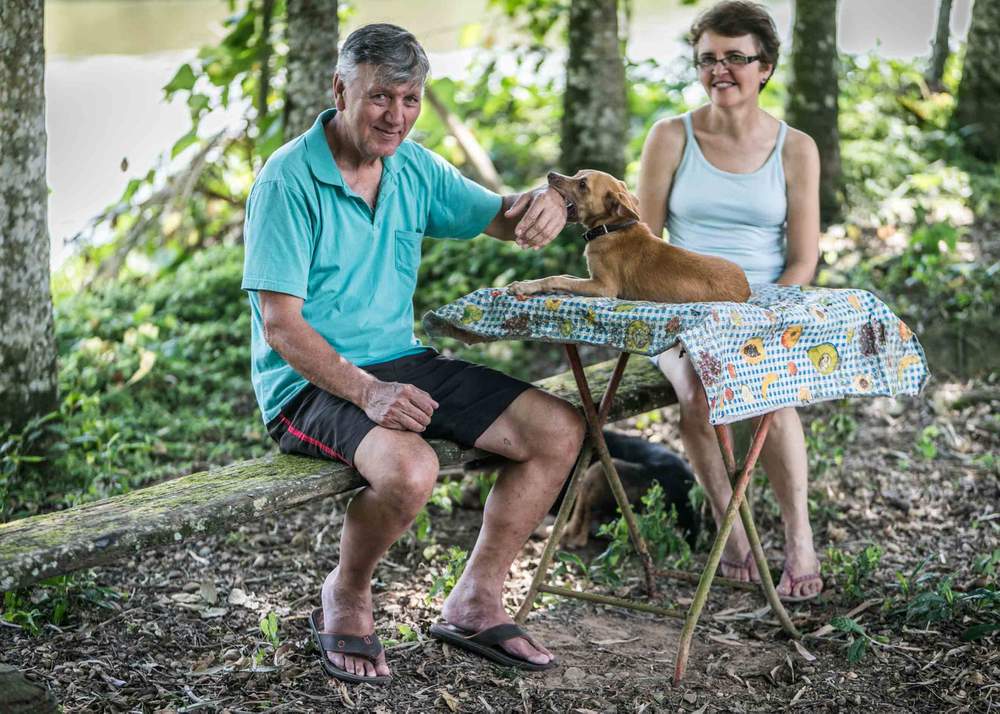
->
[284, 0, 339, 139]
[785, 0, 842, 227]
[562, 0, 628, 178]
[0, 0, 59, 433]
[956, 0, 1000, 161]
[925, 0, 953, 91]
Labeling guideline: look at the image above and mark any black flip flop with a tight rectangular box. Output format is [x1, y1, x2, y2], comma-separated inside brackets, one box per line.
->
[308, 608, 391, 684]
[429, 621, 558, 671]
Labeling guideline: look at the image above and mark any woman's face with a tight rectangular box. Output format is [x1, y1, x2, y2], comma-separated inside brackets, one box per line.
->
[694, 30, 772, 108]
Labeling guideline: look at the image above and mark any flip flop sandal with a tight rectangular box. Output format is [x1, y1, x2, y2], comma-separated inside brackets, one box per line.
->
[429, 622, 558, 671]
[720, 551, 759, 580]
[308, 608, 390, 684]
[778, 572, 824, 603]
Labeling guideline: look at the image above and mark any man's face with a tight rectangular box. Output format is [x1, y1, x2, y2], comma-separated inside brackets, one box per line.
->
[333, 63, 423, 160]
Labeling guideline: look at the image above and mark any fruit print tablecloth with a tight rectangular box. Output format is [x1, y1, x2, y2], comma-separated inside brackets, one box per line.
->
[422, 284, 930, 425]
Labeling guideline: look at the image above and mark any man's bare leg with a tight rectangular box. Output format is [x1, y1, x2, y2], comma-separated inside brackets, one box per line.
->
[441, 389, 585, 665]
[320, 428, 440, 679]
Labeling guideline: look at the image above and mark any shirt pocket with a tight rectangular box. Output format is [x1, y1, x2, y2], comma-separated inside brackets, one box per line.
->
[393, 229, 424, 284]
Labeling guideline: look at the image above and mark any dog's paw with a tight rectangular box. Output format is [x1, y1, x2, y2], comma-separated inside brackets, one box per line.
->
[507, 281, 540, 297]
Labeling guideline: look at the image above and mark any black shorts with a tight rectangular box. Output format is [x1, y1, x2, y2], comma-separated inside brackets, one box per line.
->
[266, 349, 533, 467]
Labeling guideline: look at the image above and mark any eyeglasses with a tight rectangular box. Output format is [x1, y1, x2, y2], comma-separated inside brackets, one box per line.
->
[694, 53, 760, 71]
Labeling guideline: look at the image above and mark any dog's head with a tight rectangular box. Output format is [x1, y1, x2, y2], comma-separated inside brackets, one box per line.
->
[547, 170, 640, 228]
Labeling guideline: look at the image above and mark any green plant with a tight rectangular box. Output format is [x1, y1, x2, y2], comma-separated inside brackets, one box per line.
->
[259, 610, 280, 647]
[427, 546, 469, 603]
[1, 573, 122, 636]
[830, 615, 888, 663]
[590, 482, 691, 586]
[805, 406, 858, 479]
[824, 544, 883, 601]
[915, 425, 941, 460]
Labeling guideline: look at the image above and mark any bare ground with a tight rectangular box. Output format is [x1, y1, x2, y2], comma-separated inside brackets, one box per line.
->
[3, 378, 999, 713]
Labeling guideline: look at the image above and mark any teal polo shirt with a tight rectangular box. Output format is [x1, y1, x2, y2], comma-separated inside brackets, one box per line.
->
[242, 109, 502, 425]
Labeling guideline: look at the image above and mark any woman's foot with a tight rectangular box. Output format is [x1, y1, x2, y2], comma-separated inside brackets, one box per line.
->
[776, 540, 823, 601]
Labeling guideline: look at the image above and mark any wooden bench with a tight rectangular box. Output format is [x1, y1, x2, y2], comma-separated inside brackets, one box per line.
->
[0, 357, 675, 592]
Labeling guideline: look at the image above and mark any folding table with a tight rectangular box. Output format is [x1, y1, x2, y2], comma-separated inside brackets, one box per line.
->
[424, 284, 929, 682]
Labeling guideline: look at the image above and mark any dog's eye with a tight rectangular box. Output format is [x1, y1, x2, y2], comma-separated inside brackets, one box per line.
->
[578, 178, 587, 189]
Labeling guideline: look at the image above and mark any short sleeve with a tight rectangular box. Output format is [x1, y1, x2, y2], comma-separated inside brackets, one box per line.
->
[422, 149, 502, 240]
[241, 180, 314, 298]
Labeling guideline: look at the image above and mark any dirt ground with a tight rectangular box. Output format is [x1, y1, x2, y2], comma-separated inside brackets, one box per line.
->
[3, 378, 999, 713]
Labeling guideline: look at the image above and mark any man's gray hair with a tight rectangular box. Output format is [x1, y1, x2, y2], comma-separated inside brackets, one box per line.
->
[337, 24, 430, 87]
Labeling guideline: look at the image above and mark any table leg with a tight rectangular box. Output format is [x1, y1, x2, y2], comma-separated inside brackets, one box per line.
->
[716, 426, 802, 639]
[565, 347, 658, 597]
[672, 413, 774, 685]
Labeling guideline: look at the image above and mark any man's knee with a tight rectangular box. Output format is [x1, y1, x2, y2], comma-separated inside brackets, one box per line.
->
[530, 399, 585, 465]
[361, 438, 439, 519]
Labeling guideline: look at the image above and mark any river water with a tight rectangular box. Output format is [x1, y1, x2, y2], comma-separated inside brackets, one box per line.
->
[45, 0, 971, 265]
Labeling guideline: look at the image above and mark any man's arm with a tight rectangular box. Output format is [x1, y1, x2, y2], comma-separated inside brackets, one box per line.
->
[483, 187, 567, 250]
[259, 291, 438, 432]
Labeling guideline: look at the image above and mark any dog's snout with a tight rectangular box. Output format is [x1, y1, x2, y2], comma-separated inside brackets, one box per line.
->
[547, 172, 559, 182]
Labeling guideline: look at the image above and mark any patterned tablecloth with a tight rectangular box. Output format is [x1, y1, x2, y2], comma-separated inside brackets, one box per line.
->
[422, 285, 930, 425]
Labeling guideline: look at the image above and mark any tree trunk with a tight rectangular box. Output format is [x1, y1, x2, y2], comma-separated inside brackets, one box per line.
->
[284, 0, 339, 139]
[956, 0, 1000, 162]
[785, 0, 842, 227]
[562, 0, 627, 178]
[0, 0, 59, 433]
[925, 0, 953, 91]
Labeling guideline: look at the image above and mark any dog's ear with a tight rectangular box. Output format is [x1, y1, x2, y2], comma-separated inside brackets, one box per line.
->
[605, 186, 641, 221]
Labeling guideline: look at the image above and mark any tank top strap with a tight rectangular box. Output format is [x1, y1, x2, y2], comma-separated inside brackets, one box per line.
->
[678, 112, 696, 163]
[775, 120, 788, 153]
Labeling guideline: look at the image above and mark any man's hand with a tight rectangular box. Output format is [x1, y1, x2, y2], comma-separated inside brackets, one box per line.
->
[361, 379, 438, 432]
[505, 186, 567, 250]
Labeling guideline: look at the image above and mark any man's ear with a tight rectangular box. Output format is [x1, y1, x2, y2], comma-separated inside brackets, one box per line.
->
[332, 73, 347, 110]
[609, 187, 641, 221]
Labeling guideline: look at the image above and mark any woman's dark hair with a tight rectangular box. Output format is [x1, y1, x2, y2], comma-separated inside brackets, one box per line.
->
[689, 1, 780, 86]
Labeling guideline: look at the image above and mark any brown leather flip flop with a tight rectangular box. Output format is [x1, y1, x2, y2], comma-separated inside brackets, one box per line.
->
[429, 621, 558, 671]
[308, 608, 390, 684]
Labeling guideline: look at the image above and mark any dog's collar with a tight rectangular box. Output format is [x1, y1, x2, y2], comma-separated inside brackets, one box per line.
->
[582, 220, 638, 242]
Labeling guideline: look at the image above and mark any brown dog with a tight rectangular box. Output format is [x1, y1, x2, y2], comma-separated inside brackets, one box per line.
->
[508, 170, 751, 303]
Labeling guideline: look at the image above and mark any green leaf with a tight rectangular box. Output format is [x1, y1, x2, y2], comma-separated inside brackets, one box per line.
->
[960, 623, 1000, 641]
[171, 131, 200, 159]
[830, 616, 865, 635]
[164, 64, 198, 95]
[847, 637, 868, 663]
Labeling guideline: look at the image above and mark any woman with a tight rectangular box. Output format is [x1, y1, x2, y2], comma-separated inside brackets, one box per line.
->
[637, 0, 823, 601]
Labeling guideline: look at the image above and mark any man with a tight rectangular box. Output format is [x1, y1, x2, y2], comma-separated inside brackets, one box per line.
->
[242, 23, 584, 683]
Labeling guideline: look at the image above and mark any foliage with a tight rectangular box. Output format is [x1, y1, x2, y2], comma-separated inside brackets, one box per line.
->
[804, 405, 858, 479]
[824, 544, 883, 602]
[426, 546, 469, 603]
[1, 245, 266, 519]
[589, 482, 691, 586]
[1, 573, 122, 636]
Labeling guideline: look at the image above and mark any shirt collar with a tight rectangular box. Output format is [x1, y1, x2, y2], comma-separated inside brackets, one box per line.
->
[304, 108, 404, 187]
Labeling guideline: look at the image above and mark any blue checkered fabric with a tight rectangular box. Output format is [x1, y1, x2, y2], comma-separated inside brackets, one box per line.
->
[422, 284, 930, 425]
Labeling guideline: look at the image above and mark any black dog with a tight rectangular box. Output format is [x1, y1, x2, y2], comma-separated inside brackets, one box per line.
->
[465, 429, 698, 549]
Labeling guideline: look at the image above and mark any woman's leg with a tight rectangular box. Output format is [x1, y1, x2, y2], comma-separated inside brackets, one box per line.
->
[757, 407, 823, 599]
[656, 347, 757, 581]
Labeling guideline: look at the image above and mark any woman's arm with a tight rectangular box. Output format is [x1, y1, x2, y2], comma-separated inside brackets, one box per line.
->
[637, 117, 686, 238]
[779, 128, 821, 286]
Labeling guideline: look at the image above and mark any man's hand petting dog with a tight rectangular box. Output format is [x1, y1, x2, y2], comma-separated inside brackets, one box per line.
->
[505, 186, 567, 250]
[361, 379, 438, 432]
